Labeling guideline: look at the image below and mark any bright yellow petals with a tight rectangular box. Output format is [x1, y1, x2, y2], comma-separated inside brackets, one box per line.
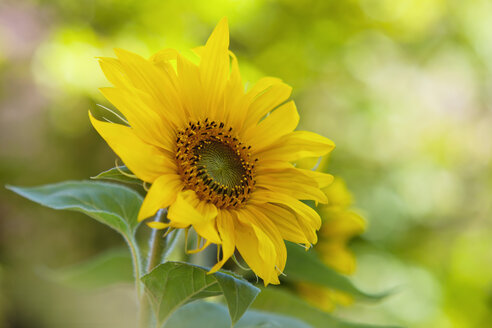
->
[243, 79, 292, 129]
[176, 54, 204, 121]
[258, 204, 310, 245]
[150, 48, 178, 67]
[258, 131, 335, 163]
[243, 206, 287, 273]
[256, 168, 328, 204]
[223, 52, 247, 131]
[234, 215, 279, 285]
[99, 50, 185, 128]
[99, 87, 175, 151]
[297, 169, 334, 189]
[199, 17, 229, 116]
[168, 190, 220, 244]
[250, 189, 321, 245]
[138, 174, 183, 221]
[91, 18, 337, 285]
[89, 113, 174, 183]
[146, 221, 169, 230]
[244, 101, 299, 152]
[209, 210, 236, 273]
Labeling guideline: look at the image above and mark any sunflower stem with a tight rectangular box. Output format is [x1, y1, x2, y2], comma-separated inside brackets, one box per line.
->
[146, 209, 168, 272]
[139, 209, 169, 328]
[125, 235, 143, 300]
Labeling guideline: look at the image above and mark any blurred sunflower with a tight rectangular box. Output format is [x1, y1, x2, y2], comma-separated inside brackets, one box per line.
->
[89, 18, 335, 285]
[297, 177, 366, 311]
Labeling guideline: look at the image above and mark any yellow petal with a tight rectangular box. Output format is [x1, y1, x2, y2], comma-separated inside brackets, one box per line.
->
[222, 51, 247, 131]
[250, 189, 321, 230]
[246, 77, 283, 98]
[243, 101, 299, 152]
[150, 48, 178, 65]
[297, 169, 334, 188]
[146, 221, 170, 230]
[167, 190, 221, 243]
[256, 168, 328, 203]
[242, 206, 287, 273]
[242, 80, 292, 130]
[108, 49, 186, 128]
[199, 17, 229, 116]
[138, 174, 183, 221]
[234, 213, 279, 285]
[99, 87, 175, 151]
[257, 161, 334, 189]
[209, 209, 236, 273]
[98, 57, 131, 89]
[257, 131, 335, 162]
[89, 113, 175, 183]
[257, 203, 310, 245]
[249, 189, 321, 244]
[177, 54, 204, 122]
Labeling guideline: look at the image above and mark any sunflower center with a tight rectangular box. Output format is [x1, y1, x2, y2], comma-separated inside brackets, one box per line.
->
[175, 120, 256, 209]
[196, 141, 246, 188]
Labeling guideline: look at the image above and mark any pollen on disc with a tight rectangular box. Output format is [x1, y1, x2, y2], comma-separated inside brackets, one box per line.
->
[175, 119, 256, 209]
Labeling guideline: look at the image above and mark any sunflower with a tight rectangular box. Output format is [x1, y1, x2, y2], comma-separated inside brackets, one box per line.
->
[297, 177, 366, 310]
[316, 178, 366, 274]
[89, 18, 335, 285]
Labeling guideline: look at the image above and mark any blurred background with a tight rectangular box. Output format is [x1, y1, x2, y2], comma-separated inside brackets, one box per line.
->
[1, 0, 491, 327]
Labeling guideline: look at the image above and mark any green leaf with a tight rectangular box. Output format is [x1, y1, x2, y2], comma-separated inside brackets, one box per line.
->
[41, 248, 133, 289]
[165, 301, 311, 328]
[141, 261, 260, 327]
[7, 180, 143, 237]
[284, 243, 387, 301]
[252, 288, 400, 328]
[91, 165, 143, 186]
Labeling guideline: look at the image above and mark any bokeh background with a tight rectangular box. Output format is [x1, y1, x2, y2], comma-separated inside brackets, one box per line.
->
[1, 0, 492, 327]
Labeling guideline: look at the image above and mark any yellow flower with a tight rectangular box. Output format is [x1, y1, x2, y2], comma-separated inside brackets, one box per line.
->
[317, 178, 366, 275]
[298, 177, 366, 310]
[89, 18, 334, 285]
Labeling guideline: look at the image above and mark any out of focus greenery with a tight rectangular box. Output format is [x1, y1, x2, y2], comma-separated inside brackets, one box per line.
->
[1, 0, 491, 327]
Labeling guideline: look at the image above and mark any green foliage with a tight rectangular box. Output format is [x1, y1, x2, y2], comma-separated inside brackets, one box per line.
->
[43, 248, 133, 289]
[165, 301, 310, 328]
[91, 165, 143, 186]
[7, 181, 143, 237]
[252, 288, 401, 328]
[7, 180, 144, 299]
[284, 243, 388, 301]
[141, 262, 260, 327]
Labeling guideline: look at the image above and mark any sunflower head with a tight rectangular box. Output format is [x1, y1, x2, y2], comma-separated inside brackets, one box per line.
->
[175, 119, 256, 209]
[90, 18, 335, 285]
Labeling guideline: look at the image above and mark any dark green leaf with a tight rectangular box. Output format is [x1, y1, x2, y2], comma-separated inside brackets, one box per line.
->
[7, 180, 143, 237]
[284, 243, 388, 300]
[91, 165, 143, 186]
[41, 248, 133, 289]
[252, 288, 401, 328]
[141, 261, 260, 327]
[165, 301, 311, 328]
